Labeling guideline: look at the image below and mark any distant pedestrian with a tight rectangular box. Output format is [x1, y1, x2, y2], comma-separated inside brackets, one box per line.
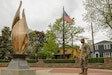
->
[79, 38, 90, 75]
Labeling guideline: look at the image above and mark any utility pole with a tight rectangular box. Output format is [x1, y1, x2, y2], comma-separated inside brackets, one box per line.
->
[91, 22, 95, 54]
[62, 7, 65, 59]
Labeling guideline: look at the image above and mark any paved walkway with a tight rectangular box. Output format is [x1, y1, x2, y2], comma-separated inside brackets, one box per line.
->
[0, 67, 112, 75]
[34, 67, 112, 75]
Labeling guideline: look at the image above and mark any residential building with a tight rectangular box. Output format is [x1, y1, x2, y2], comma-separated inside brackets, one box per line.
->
[54, 48, 81, 59]
[91, 40, 112, 58]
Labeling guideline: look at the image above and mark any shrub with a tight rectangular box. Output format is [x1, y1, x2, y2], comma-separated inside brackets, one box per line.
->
[43, 59, 75, 63]
[88, 58, 104, 63]
[0, 59, 10, 63]
[26, 59, 37, 63]
[0, 59, 38, 63]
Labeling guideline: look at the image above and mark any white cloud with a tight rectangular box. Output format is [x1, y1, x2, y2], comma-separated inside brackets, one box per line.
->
[0, 0, 109, 43]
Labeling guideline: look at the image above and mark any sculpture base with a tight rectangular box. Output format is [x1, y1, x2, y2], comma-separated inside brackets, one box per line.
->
[8, 54, 29, 69]
[1, 69, 36, 75]
[1, 54, 36, 75]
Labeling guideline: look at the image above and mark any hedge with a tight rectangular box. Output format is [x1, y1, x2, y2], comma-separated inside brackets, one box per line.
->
[0, 58, 104, 63]
[26, 59, 37, 63]
[44, 58, 104, 63]
[88, 58, 104, 63]
[43, 59, 75, 63]
[0, 59, 37, 63]
[0, 59, 10, 63]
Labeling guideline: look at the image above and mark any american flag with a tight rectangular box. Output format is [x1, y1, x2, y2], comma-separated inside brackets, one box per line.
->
[63, 10, 73, 24]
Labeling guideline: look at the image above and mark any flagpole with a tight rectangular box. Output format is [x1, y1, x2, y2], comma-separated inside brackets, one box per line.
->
[63, 7, 65, 59]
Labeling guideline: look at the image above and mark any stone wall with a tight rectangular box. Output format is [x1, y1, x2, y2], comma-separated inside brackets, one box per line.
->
[29, 58, 112, 69]
[103, 58, 112, 69]
[0, 58, 112, 69]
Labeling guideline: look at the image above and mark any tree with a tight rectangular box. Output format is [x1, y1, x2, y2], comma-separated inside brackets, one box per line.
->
[38, 31, 59, 59]
[43, 18, 83, 59]
[27, 30, 45, 59]
[0, 26, 12, 59]
[48, 18, 84, 47]
[83, 0, 112, 38]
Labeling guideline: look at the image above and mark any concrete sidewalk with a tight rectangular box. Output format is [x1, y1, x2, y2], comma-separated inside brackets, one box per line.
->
[33, 68, 112, 75]
[0, 67, 112, 75]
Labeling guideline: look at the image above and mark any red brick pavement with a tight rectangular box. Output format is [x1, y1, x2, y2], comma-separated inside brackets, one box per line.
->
[34, 68, 112, 75]
[50, 68, 112, 73]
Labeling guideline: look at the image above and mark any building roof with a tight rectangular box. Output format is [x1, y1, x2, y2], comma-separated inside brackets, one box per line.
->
[95, 40, 112, 45]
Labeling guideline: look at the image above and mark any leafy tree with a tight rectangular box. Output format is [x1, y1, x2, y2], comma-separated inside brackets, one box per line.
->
[83, 0, 112, 39]
[48, 18, 84, 47]
[38, 31, 59, 59]
[26, 31, 37, 56]
[27, 30, 45, 59]
[0, 26, 12, 59]
[41, 18, 83, 59]
[35, 31, 45, 51]
[36, 50, 46, 59]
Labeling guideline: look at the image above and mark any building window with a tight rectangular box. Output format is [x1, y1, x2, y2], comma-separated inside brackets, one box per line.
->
[104, 44, 111, 49]
[103, 53, 105, 57]
[95, 45, 98, 50]
[111, 52, 112, 57]
[103, 52, 111, 57]
[104, 45, 106, 49]
[108, 44, 110, 49]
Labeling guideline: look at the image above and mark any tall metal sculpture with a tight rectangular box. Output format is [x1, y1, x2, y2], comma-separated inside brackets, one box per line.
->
[11, 1, 29, 54]
[7, 1, 30, 69]
[1, 1, 36, 75]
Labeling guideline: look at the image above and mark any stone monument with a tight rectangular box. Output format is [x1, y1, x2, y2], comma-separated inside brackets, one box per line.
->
[1, 1, 36, 75]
